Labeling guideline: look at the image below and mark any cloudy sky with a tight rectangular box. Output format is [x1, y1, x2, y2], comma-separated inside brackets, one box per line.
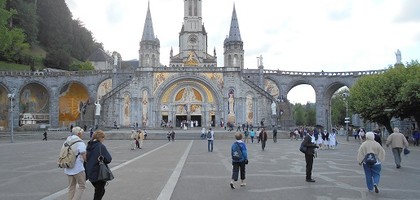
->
[66, 0, 420, 104]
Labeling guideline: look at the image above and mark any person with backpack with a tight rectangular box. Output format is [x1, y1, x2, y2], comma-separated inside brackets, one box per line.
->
[62, 126, 87, 200]
[357, 132, 385, 193]
[207, 128, 214, 152]
[86, 130, 113, 200]
[230, 132, 248, 189]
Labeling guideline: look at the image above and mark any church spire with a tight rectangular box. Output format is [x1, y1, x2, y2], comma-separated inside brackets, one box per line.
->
[141, 1, 155, 41]
[139, 1, 160, 68]
[224, 3, 244, 68]
[226, 4, 242, 42]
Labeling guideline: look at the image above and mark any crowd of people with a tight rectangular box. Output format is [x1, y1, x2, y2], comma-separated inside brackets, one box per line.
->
[58, 123, 417, 199]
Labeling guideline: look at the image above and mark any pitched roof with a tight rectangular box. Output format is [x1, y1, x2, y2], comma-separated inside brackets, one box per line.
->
[87, 48, 112, 62]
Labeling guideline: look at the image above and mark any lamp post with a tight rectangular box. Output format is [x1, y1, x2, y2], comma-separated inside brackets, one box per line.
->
[8, 93, 15, 143]
[343, 92, 350, 141]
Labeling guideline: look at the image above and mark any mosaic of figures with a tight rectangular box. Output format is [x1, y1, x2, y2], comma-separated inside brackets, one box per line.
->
[0, 87, 9, 129]
[175, 86, 203, 115]
[59, 83, 89, 126]
[97, 79, 112, 100]
[123, 93, 131, 126]
[154, 72, 224, 93]
[246, 94, 254, 124]
[264, 79, 280, 98]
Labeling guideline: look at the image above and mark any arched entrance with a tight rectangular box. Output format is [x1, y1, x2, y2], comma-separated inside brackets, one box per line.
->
[159, 79, 219, 128]
[59, 82, 89, 127]
[19, 83, 50, 126]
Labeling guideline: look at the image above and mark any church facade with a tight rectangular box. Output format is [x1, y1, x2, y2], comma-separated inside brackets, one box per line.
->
[1, 1, 389, 132]
[104, 0, 276, 128]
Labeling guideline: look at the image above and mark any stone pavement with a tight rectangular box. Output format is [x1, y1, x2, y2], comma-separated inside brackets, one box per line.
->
[0, 130, 419, 200]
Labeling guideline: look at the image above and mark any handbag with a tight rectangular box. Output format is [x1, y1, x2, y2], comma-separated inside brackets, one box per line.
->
[97, 145, 114, 181]
[403, 147, 410, 155]
[299, 142, 307, 154]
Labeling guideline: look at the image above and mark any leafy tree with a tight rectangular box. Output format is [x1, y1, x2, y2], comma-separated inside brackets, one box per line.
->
[69, 61, 94, 71]
[70, 19, 97, 61]
[304, 103, 316, 126]
[0, 0, 30, 63]
[349, 61, 420, 133]
[293, 103, 305, 126]
[394, 61, 420, 126]
[331, 88, 351, 127]
[7, 0, 38, 45]
[349, 74, 392, 132]
[44, 49, 71, 70]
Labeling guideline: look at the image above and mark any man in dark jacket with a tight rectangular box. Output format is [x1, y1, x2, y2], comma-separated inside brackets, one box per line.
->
[260, 128, 268, 151]
[302, 129, 318, 182]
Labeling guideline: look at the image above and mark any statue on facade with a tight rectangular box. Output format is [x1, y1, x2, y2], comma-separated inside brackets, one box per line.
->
[271, 101, 276, 115]
[228, 92, 234, 114]
[114, 54, 118, 66]
[395, 49, 402, 64]
[94, 101, 101, 116]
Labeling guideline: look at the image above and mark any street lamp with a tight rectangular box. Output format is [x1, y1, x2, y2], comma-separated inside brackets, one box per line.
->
[343, 92, 350, 141]
[8, 93, 15, 143]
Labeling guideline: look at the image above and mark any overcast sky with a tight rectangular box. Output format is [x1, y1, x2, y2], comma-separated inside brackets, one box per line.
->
[66, 0, 420, 104]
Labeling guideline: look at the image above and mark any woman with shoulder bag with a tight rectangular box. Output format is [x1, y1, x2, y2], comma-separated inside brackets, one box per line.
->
[86, 130, 113, 200]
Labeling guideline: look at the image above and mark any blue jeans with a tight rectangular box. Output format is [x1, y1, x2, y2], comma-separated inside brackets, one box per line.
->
[392, 148, 402, 166]
[363, 163, 381, 191]
[208, 140, 213, 152]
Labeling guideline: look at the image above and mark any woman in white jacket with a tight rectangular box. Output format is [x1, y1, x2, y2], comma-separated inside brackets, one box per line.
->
[357, 132, 385, 193]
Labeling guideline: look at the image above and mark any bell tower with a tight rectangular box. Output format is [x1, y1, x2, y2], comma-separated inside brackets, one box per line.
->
[170, 0, 217, 67]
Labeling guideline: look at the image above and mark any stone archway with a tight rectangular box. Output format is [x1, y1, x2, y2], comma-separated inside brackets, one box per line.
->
[322, 82, 350, 131]
[19, 83, 50, 126]
[59, 82, 89, 127]
[159, 79, 220, 128]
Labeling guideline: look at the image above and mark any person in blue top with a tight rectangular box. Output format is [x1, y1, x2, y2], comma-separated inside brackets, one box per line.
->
[249, 129, 255, 143]
[230, 132, 248, 189]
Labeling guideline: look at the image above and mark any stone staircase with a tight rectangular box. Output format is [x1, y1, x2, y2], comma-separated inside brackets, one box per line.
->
[241, 76, 276, 102]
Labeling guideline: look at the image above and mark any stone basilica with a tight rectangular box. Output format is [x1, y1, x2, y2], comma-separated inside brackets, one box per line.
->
[108, 0, 279, 128]
[1, 0, 385, 131]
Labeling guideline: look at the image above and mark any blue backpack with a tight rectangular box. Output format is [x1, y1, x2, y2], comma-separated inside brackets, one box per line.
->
[232, 143, 243, 161]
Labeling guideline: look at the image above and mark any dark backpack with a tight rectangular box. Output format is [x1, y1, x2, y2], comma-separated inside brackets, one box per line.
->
[206, 131, 212, 139]
[363, 153, 377, 166]
[232, 142, 243, 161]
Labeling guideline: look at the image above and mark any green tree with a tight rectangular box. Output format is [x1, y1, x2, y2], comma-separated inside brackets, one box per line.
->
[69, 61, 94, 71]
[349, 74, 392, 132]
[394, 61, 420, 126]
[0, 0, 30, 63]
[70, 19, 97, 61]
[293, 103, 305, 126]
[304, 103, 316, 126]
[7, 0, 38, 45]
[331, 89, 350, 127]
[349, 61, 420, 133]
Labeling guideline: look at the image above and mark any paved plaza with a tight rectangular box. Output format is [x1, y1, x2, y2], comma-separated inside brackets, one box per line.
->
[0, 129, 419, 200]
